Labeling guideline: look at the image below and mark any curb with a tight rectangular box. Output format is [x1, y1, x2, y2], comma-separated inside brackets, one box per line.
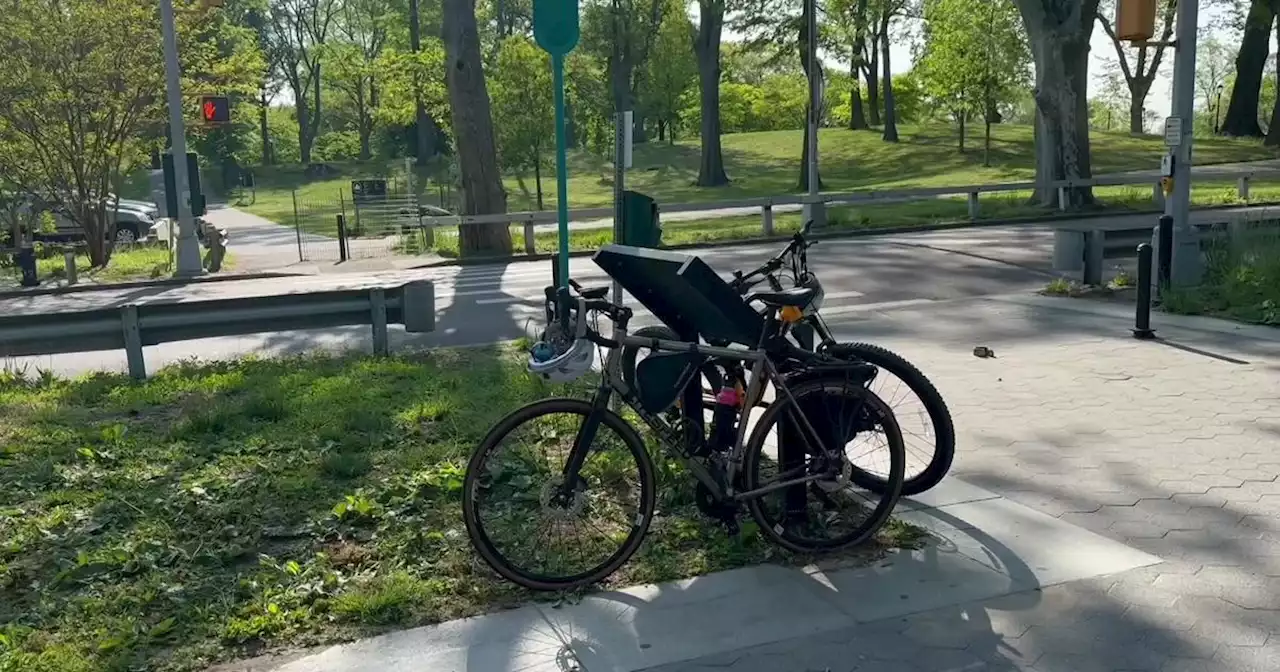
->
[0, 271, 309, 300]
[406, 202, 1272, 271]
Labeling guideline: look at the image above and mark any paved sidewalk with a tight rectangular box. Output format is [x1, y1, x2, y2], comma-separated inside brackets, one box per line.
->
[219, 295, 1280, 672]
[654, 297, 1280, 672]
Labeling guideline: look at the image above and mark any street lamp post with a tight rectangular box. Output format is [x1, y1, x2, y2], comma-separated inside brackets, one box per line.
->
[802, 0, 826, 228]
[159, 0, 204, 276]
[1167, 0, 1201, 287]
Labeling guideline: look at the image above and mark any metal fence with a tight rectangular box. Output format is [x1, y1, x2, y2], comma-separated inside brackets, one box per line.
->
[291, 175, 445, 262]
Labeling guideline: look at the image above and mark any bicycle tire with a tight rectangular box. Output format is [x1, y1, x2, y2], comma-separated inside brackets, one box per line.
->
[742, 377, 905, 553]
[824, 342, 956, 496]
[462, 398, 656, 591]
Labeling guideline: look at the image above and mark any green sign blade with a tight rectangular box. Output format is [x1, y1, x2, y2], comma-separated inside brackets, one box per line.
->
[533, 0, 579, 55]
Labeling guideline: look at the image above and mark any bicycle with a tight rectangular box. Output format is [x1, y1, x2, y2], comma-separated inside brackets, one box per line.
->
[462, 278, 907, 591]
[620, 226, 956, 497]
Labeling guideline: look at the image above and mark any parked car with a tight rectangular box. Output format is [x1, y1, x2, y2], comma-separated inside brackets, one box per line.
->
[15, 196, 162, 244]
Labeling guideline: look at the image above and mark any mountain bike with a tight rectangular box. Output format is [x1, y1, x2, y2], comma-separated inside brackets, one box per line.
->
[620, 227, 956, 497]
[462, 281, 907, 591]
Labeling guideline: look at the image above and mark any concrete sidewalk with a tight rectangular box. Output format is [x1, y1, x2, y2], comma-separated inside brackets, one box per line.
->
[218, 295, 1280, 672]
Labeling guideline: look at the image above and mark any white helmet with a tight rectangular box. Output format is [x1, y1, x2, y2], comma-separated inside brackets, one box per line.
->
[529, 337, 595, 383]
[528, 297, 595, 383]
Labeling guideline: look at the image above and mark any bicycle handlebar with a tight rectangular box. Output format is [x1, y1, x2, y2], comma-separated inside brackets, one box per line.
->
[729, 227, 817, 294]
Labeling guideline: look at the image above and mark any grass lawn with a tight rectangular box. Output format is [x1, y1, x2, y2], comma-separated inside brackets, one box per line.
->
[410, 180, 1280, 259]
[1, 246, 231, 290]
[0, 346, 924, 671]
[1161, 228, 1280, 325]
[235, 123, 1279, 231]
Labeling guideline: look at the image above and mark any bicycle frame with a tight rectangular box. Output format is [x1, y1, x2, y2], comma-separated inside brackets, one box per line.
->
[561, 309, 866, 506]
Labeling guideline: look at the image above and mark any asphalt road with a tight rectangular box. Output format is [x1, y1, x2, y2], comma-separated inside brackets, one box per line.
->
[2, 224, 1067, 378]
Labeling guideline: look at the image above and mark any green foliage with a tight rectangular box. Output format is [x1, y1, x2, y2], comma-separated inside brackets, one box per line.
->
[640, 1, 699, 138]
[1162, 229, 1280, 325]
[490, 36, 554, 197]
[916, 0, 1029, 130]
[314, 131, 364, 162]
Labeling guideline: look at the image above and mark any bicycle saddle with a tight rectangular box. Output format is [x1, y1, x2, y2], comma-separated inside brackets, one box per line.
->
[747, 287, 816, 309]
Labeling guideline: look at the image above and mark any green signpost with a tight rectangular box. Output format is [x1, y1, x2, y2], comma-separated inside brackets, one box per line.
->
[533, 0, 578, 291]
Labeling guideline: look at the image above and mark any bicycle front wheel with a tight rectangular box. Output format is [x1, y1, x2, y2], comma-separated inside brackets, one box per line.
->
[462, 398, 656, 591]
[742, 376, 905, 553]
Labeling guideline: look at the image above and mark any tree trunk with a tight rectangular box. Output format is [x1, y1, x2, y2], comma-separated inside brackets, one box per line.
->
[297, 95, 313, 164]
[849, 59, 868, 130]
[881, 12, 898, 143]
[958, 112, 966, 153]
[442, 0, 512, 255]
[534, 156, 545, 210]
[863, 34, 881, 126]
[657, 119, 666, 141]
[1014, 0, 1098, 209]
[1128, 87, 1147, 134]
[984, 119, 992, 166]
[1221, 0, 1274, 137]
[693, 0, 730, 186]
[1267, 19, 1280, 146]
[312, 62, 323, 160]
[409, 0, 436, 165]
[259, 88, 273, 165]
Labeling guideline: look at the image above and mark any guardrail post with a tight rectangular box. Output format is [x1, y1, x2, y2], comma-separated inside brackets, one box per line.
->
[1238, 176, 1251, 200]
[1157, 214, 1173, 293]
[403, 280, 436, 333]
[370, 288, 388, 355]
[1133, 243, 1156, 340]
[762, 204, 774, 236]
[967, 192, 980, 219]
[1083, 230, 1104, 285]
[1152, 182, 1165, 208]
[63, 250, 77, 285]
[1057, 186, 1069, 212]
[523, 222, 536, 255]
[121, 305, 146, 379]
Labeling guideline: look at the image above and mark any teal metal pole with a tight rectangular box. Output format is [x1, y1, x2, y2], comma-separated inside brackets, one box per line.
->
[552, 52, 570, 289]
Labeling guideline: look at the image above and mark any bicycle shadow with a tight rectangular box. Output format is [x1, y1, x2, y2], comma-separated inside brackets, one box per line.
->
[530, 488, 1052, 672]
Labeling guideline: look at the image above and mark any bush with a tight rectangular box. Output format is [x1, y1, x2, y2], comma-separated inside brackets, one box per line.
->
[1162, 227, 1280, 325]
[313, 131, 363, 162]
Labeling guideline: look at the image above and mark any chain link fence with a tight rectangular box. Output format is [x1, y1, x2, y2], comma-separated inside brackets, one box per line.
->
[290, 174, 461, 262]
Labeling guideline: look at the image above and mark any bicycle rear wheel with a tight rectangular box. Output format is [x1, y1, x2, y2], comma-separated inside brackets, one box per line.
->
[741, 375, 905, 553]
[824, 342, 955, 496]
[462, 398, 656, 591]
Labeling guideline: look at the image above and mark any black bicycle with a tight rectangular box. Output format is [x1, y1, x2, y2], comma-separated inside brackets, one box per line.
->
[463, 282, 907, 591]
[621, 228, 956, 497]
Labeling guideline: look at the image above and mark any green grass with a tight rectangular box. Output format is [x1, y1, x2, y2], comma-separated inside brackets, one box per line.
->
[236, 123, 1277, 229]
[1161, 228, 1280, 325]
[0, 246, 233, 289]
[405, 180, 1280, 260]
[0, 347, 925, 671]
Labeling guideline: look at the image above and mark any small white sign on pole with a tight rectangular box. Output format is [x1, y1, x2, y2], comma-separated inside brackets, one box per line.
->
[1163, 116, 1182, 147]
[622, 110, 633, 169]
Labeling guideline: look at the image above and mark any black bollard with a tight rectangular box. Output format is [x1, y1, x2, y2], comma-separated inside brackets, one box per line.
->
[1133, 243, 1156, 340]
[336, 215, 349, 262]
[1156, 215, 1172, 293]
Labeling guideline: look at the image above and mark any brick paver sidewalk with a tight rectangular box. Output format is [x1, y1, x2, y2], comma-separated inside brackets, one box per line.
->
[656, 296, 1280, 672]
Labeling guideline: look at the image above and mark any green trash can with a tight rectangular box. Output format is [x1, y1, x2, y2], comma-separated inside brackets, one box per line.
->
[619, 190, 661, 248]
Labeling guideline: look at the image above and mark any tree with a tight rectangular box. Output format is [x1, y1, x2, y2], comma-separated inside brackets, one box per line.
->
[325, 0, 392, 160]
[1196, 34, 1234, 134]
[1090, 56, 1129, 131]
[491, 37, 554, 208]
[442, 0, 512, 255]
[1095, 0, 1174, 134]
[693, 0, 731, 185]
[830, 0, 872, 129]
[1010, 0, 1100, 209]
[1219, 0, 1274, 137]
[581, 0, 667, 140]
[269, 0, 338, 164]
[878, 0, 905, 141]
[639, 1, 697, 141]
[0, 0, 249, 265]
[921, 0, 1029, 159]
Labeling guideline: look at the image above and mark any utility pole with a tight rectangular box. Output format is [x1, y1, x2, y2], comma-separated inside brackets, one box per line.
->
[1166, 0, 1201, 287]
[160, 0, 203, 276]
[803, 0, 826, 228]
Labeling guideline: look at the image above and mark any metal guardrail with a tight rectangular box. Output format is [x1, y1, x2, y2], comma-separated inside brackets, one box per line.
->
[0, 280, 436, 378]
[417, 167, 1280, 253]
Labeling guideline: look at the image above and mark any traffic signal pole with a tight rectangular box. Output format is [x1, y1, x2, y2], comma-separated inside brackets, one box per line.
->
[160, 0, 204, 277]
[1166, 0, 1202, 287]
